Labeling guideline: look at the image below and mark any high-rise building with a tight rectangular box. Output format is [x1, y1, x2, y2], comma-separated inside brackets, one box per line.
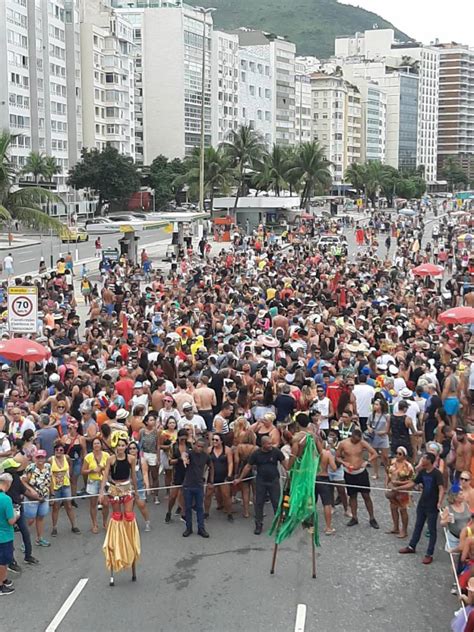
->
[211, 30, 239, 146]
[335, 29, 439, 182]
[80, 0, 135, 158]
[113, 1, 212, 162]
[295, 61, 312, 144]
[232, 29, 296, 146]
[435, 42, 474, 184]
[0, 0, 82, 191]
[238, 45, 274, 146]
[310, 73, 362, 183]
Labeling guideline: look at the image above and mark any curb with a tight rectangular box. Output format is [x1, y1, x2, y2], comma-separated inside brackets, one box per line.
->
[0, 240, 41, 251]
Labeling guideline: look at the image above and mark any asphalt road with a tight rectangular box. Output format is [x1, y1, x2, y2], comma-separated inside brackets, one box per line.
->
[7, 489, 454, 632]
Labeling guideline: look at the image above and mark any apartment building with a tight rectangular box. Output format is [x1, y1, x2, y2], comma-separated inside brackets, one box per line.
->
[80, 0, 135, 158]
[295, 61, 312, 144]
[238, 45, 274, 146]
[233, 29, 296, 146]
[211, 30, 239, 145]
[113, 1, 212, 162]
[335, 29, 439, 182]
[435, 42, 474, 184]
[310, 73, 362, 183]
[0, 0, 81, 190]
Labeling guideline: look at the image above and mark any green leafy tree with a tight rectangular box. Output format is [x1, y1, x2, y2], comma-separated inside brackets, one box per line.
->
[0, 132, 63, 231]
[149, 155, 186, 210]
[22, 151, 47, 183]
[286, 141, 332, 209]
[68, 144, 140, 215]
[43, 156, 61, 181]
[221, 124, 266, 209]
[441, 157, 469, 192]
[175, 146, 234, 209]
[344, 162, 366, 195]
[252, 144, 289, 196]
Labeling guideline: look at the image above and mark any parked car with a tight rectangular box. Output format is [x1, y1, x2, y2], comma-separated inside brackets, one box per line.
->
[84, 218, 121, 234]
[316, 234, 348, 255]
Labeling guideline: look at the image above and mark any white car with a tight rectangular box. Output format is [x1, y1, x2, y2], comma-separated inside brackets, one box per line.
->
[316, 234, 348, 255]
[84, 218, 121, 234]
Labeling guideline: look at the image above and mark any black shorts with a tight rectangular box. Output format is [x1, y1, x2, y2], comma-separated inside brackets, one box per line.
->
[315, 476, 333, 506]
[344, 469, 370, 497]
[0, 540, 14, 566]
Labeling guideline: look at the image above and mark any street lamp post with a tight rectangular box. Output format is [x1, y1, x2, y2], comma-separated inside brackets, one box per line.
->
[196, 6, 216, 213]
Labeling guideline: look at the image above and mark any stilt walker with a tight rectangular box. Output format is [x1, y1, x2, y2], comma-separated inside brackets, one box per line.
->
[100, 432, 141, 586]
[269, 435, 320, 577]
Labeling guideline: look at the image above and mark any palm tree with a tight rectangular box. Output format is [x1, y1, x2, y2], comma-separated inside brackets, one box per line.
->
[221, 124, 266, 209]
[43, 156, 61, 183]
[287, 141, 332, 209]
[0, 131, 63, 231]
[175, 146, 234, 209]
[344, 162, 367, 195]
[22, 151, 47, 183]
[252, 144, 289, 196]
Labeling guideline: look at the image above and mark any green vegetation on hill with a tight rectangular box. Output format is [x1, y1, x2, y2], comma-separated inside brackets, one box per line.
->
[188, 0, 411, 57]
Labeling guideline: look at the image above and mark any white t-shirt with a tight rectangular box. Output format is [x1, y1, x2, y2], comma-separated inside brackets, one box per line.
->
[313, 397, 331, 429]
[178, 414, 207, 435]
[3, 255, 13, 269]
[10, 417, 36, 440]
[353, 384, 375, 418]
[0, 432, 11, 465]
[393, 377, 407, 394]
[130, 393, 149, 412]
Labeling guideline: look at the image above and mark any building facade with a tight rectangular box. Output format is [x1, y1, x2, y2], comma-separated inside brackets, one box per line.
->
[211, 30, 239, 146]
[238, 45, 274, 146]
[435, 42, 474, 184]
[294, 63, 312, 144]
[311, 73, 362, 183]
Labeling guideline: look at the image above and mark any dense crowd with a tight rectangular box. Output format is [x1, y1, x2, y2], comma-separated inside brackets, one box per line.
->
[0, 206, 473, 628]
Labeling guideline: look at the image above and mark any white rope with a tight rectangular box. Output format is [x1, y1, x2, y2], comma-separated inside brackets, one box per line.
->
[439, 512, 468, 623]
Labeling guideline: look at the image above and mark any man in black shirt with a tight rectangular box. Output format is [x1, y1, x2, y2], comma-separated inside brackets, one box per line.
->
[236, 436, 288, 535]
[399, 452, 445, 564]
[182, 439, 213, 538]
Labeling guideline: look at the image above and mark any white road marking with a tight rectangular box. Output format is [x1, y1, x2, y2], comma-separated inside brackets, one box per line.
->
[45, 578, 88, 632]
[294, 604, 307, 632]
[19, 258, 36, 263]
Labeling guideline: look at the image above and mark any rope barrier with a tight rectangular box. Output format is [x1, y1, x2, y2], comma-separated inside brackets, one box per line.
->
[440, 513, 468, 624]
[20, 475, 257, 505]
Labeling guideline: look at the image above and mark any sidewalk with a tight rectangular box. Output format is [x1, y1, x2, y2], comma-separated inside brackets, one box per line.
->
[0, 237, 41, 251]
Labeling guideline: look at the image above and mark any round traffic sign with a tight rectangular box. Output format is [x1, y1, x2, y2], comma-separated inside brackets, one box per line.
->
[11, 296, 33, 318]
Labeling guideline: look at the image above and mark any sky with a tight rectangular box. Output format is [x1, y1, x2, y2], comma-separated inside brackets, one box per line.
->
[340, 0, 473, 46]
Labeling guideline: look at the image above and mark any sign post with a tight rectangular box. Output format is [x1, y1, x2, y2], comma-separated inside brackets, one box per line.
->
[7, 286, 38, 334]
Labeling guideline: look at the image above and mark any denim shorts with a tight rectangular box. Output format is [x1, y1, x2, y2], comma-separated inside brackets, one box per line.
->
[23, 500, 50, 520]
[86, 480, 100, 496]
[0, 540, 14, 566]
[54, 485, 72, 500]
[71, 459, 83, 477]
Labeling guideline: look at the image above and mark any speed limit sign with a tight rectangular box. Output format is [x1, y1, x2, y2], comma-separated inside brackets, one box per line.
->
[7, 286, 38, 333]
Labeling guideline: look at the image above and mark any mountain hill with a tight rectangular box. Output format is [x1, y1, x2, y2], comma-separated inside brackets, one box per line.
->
[188, 0, 411, 58]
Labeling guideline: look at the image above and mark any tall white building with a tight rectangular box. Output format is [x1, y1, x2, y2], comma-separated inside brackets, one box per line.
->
[335, 29, 439, 182]
[211, 30, 239, 146]
[238, 45, 274, 146]
[294, 63, 312, 144]
[233, 30, 296, 146]
[113, 1, 212, 162]
[0, 0, 82, 191]
[311, 73, 362, 183]
[80, 0, 135, 158]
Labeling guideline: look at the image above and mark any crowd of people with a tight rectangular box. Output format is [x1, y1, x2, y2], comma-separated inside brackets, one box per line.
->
[0, 205, 473, 629]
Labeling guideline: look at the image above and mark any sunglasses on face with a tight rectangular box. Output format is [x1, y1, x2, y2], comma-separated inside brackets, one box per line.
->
[461, 477, 471, 482]
[396, 451, 404, 456]
[55, 448, 64, 452]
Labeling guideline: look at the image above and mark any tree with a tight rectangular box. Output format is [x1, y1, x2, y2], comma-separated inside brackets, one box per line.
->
[344, 162, 366, 195]
[175, 147, 234, 209]
[43, 156, 61, 181]
[68, 145, 140, 215]
[441, 157, 469, 192]
[252, 144, 289, 196]
[0, 131, 63, 231]
[221, 124, 266, 209]
[22, 151, 47, 183]
[286, 141, 332, 209]
[149, 155, 187, 210]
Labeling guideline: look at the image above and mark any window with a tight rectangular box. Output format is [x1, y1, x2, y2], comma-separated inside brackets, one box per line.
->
[249, 85, 255, 96]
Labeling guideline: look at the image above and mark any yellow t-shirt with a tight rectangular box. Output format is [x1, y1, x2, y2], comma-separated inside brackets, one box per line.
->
[266, 288, 276, 300]
[57, 261, 66, 274]
[84, 451, 108, 481]
[51, 456, 70, 490]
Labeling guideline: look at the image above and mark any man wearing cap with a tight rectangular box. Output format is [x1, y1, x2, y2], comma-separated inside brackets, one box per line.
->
[130, 382, 149, 413]
[178, 404, 207, 438]
[0, 473, 19, 594]
[453, 427, 472, 482]
[353, 374, 375, 433]
[0, 365, 10, 411]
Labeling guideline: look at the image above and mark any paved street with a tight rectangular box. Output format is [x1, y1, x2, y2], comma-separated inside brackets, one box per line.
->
[8, 489, 453, 632]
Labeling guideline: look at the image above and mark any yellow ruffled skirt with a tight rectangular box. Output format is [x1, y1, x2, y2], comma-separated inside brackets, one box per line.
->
[103, 517, 141, 572]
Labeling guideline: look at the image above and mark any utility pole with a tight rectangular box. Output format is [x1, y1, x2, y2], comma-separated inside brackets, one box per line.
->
[197, 7, 216, 213]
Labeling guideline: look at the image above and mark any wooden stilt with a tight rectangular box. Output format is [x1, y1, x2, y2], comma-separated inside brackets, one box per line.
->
[270, 542, 279, 575]
[132, 561, 137, 582]
[109, 569, 114, 587]
[311, 533, 316, 579]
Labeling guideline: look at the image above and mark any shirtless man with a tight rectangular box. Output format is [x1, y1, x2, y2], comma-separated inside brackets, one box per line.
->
[442, 363, 461, 428]
[336, 428, 379, 529]
[453, 427, 472, 481]
[193, 376, 217, 433]
[315, 445, 337, 535]
[288, 413, 323, 469]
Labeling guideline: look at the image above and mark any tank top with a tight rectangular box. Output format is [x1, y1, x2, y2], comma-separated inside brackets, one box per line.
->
[210, 448, 228, 484]
[51, 456, 70, 490]
[390, 414, 410, 448]
[64, 439, 82, 461]
[213, 415, 229, 435]
[140, 429, 158, 454]
[111, 456, 131, 482]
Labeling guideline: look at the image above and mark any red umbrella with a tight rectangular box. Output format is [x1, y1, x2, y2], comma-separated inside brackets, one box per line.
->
[439, 306, 474, 325]
[412, 263, 444, 277]
[0, 338, 51, 362]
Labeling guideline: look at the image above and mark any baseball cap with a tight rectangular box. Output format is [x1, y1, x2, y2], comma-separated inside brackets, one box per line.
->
[182, 402, 193, 410]
[35, 450, 47, 458]
[134, 382, 143, 388]
[1, 364, 10, 371]
[1, 458, 21, 470]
